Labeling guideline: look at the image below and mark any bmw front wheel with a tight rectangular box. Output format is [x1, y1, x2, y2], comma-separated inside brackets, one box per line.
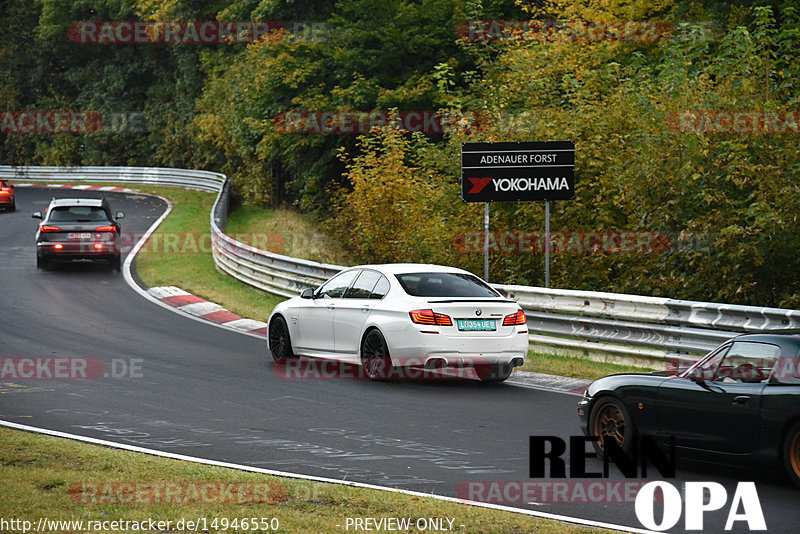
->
[268, 316, 295, 363]
[361, 329, 391, 380]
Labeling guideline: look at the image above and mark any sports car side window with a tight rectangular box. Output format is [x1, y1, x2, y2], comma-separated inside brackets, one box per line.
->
[317, 270, 359, 298]
[689, 345, 729, 381]
[712, 341, 780, 384]
[769, 355, 800, 384]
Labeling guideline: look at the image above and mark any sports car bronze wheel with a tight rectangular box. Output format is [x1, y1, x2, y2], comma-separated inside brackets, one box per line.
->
[361, 329, 391, 380]
[783, 422, 800, 488]
[591, 398, 635, 455]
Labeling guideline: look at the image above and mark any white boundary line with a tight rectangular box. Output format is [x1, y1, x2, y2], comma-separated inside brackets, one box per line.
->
[0, 420, 655, 534]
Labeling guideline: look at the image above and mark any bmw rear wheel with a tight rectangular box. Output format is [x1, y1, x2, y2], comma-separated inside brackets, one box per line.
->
[783, 422, 800, 488]
[361, 329, 391, 380]
[475, 362, 513, 382]
[590, 397, 637, 456]
[268, 316, 295, 363]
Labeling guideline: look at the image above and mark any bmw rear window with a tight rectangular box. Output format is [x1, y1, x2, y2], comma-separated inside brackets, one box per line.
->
[48, 206, 110, 222]
[395, 272, 500, 298]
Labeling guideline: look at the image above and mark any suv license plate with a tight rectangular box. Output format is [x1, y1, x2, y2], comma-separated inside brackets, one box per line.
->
[67, 233, 92, 239]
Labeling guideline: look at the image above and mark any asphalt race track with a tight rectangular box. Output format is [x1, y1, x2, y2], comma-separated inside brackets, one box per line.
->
[1, 186, 799, 533]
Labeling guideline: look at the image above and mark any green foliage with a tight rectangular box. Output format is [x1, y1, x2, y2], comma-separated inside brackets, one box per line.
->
[3, 0, 800, 306]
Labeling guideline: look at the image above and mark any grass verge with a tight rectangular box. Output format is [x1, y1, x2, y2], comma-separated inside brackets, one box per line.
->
[0, 427, 616, 534]
[128, 186, 284, 322]
[520, 352, 654, 381]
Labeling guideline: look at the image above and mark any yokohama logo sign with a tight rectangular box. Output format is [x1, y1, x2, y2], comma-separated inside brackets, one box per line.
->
[461, 141, 575, 202]
[467, 176, 570, 194]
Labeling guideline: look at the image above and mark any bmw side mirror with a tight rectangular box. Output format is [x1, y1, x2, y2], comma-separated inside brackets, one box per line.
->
[115, 211, 125, 219]
[32, 211, 42, 219]
[300, 288, 314, 299]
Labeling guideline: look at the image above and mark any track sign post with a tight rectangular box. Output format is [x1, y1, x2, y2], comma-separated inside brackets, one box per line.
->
[460, 141, 575, 285]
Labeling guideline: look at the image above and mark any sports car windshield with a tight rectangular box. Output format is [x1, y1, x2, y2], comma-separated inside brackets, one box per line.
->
[395, 272, 499, 298]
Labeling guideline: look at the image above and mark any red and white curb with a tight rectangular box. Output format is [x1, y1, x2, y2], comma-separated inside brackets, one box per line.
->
[146, 286, 268, 338]
[13, 182, 138, 193]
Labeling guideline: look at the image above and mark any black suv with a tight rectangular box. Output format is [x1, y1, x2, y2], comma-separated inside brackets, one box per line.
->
[33, 198, 125, 271]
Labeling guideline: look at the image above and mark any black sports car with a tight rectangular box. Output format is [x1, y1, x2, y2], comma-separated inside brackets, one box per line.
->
[578, 333, 800, 487]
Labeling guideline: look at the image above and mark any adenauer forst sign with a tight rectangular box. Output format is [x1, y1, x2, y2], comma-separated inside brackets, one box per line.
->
[461, 141, 575, 202]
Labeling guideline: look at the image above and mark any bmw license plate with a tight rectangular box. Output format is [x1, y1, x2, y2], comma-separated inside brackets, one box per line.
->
[67, 233, 92, 239]
[457, 319, 496, 331]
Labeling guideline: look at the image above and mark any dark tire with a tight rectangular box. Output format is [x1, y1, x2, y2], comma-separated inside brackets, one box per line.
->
[590, 397, 637, 456]
[783, 422, 800, 489]
[268, 316, 295, 363]
[36, 255, 49, 271]
[110, 255, 121, 272]
[361, 329, 391, 380]
[9, 200, 14, 212]
[475, 362, 513, 382]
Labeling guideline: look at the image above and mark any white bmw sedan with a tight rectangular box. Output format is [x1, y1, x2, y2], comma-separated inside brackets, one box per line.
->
[267, 264, 529, 381]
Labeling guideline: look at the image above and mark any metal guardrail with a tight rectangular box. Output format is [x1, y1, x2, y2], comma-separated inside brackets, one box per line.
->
[5, 165, 800, 368]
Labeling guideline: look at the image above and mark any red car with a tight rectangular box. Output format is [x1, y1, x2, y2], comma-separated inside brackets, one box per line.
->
[0, 180, 14, 211]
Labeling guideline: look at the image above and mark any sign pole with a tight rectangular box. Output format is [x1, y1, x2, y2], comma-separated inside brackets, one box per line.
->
[484, 202, 489, 282]
[544, 200, 550, 288]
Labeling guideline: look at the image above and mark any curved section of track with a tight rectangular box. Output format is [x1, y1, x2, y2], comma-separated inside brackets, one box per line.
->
[0, 186, 797, 534]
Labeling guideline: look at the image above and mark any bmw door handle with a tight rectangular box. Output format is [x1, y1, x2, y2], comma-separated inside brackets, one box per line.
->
[732, 395, 751, 406]
[361, 305, 371, 313]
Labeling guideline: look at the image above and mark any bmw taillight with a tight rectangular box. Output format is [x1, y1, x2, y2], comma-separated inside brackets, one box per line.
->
[409, 309, 453, 326]
[40, 225, 61, 232]
[95, 225, 115, 232]
[503, 309, 527, 326]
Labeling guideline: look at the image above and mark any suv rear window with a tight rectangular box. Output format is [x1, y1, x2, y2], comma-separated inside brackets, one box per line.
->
[395, 272, 499, 298]
[48, 206, 109, 222]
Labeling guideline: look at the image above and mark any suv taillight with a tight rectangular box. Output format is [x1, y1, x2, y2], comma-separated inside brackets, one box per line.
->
[409, 309, 452, 326]
[95, 225, 116, 232]
[503, 309, 526, 326]
[40, 225, 61, 232]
